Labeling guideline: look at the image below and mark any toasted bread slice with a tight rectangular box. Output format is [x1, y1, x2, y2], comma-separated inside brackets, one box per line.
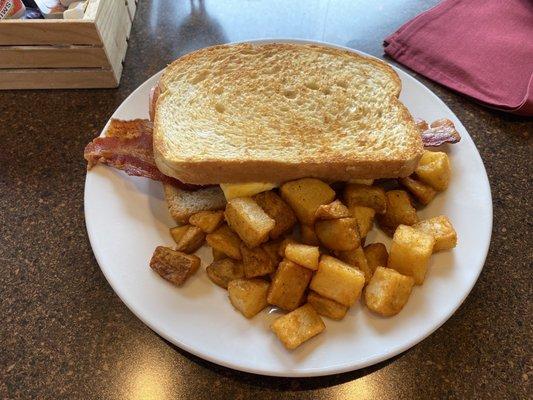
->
[154, 43, 422, 184]
[164, 184, 226, 224]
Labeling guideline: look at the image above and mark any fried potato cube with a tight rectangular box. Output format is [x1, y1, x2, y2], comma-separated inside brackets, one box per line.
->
[377, 190, 418, 235]
[315, 200, 351, 220]
[281, 178, 336, 225]
[301, 224, 320, 246]
[262, 240, 282, 266]
[348, 205, 375, 238]
[285, 242, 320, 270]
[241, 244, 275, 278]
[349, 179, 374, 185]
[400, 176, 437, 205]
[310, 255, 365, 306]
[212, 248, 227, 261]
[225, 197, 275, 248]
[253, 191, 297, 239]
[189, 210, 224, 233]
[336, 246, 372, 283]
[169, 225, 189, 243]
[267, 259, 313, 311]
[337, 246, 371, 281]
[278, 237, 298, 257]
[343, 184, 387, 214]
[307, 291, 348, 320]
[228, 279, 269, 318]
[172, 225, 205, 254]
[413, 215, 457, 251]
[415, 151, 451, 191]
[206, 224, 242, 260]
[315, 217, 360, 251]
[149, 246, 200, 286]
[388, 225, 435, 285]
[364, 266, 415, 316]
[206, 258, 244, 289]
[364, 243, 389, 271]
[271, 303, 325, 349]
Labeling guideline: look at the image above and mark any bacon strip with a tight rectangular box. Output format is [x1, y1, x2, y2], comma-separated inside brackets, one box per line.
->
[416, 118, 461, 147]
[84, 119, 202, 191]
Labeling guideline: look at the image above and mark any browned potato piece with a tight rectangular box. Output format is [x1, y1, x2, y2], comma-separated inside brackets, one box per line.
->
[301, 224, 320, 246]
[344, 184, 387, 214]
[364, 243, 389, 272]
[285, 242, 320, 270]
[206, 224, 242, 260]
[348, 205, 375, 238]
[253, 191, 297, 239]
[413, 215, 457, 251]
[278, 237, 298, 257]
[377, 190, 418, 235]
[415, 151, 451, 191]
[315, 200, 351, 220]
[262, 240, 282, 266]
[310, 255, 365, 306]
[349, 179, 374, 185]
[271, 303, 325, 349]
[225, 197, 275, 248]
[228, 279, 269, 318]
[400, 176, 437, 205]
[364, 266, 415, 316]
[189, 210, 224, 233]
[169, 225, 189, 243]
[267, 259, 313, 311]
[388, 225, 435, 285]
[315, 217, 360, 251]
[307, 291, 348, 320]
[336, 246, 372, 283]
[174, 225, 205, 254]
[212, 248, 227, 261]
[206, 258, 244, 289]
[281, 178, 336, 225]
[149, 246, 200, 286]
[241, 244, 275, 278]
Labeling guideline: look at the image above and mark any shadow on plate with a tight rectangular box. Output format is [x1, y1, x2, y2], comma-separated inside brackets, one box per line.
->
[158, 334, 406, 389]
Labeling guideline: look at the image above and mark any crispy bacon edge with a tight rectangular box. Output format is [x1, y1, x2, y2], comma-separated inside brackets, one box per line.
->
[416, 118, 461, 147]
[84, 119, 202, 191]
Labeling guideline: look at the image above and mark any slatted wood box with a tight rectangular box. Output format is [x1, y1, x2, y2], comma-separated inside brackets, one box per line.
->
[0, 0, 138, 89]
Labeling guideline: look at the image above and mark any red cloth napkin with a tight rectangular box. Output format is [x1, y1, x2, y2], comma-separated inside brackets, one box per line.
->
[384, 0, 533, 116]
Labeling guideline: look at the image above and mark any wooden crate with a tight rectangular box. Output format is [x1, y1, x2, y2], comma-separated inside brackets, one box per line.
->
[0, 0, 138, 89]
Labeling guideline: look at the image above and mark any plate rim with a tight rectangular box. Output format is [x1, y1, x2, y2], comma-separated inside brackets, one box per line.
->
[84, 38, 493, 377]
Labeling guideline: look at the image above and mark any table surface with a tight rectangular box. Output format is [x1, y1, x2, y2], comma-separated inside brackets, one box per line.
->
[1, 1, 531, 399]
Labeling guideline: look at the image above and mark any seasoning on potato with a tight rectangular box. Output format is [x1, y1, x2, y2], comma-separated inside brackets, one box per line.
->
[364, 266, 415, 316]
[225, 197, 275, 248]
[387, 225, 435, 285]
[206, 258, 244, 289]
[377, 190, 418, 235]
[149, 246, 200, 286]
[281, 178, 336, 225]
[206, 224, 243, 260]
[267, 259, 313, 311]
[228, 279, 270, 318]
[156, 152, 458, 352]
[315, 217, 360, 251]
[413, 215, 457, 252]
[271, 303, 325, 349]
[310, 255, 365, 307]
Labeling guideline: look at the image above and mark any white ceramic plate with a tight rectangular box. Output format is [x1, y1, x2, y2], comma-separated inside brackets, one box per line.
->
[85, 39, 492, 377]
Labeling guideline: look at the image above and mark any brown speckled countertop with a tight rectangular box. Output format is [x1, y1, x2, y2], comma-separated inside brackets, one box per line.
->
[0, 1, 531, 399]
